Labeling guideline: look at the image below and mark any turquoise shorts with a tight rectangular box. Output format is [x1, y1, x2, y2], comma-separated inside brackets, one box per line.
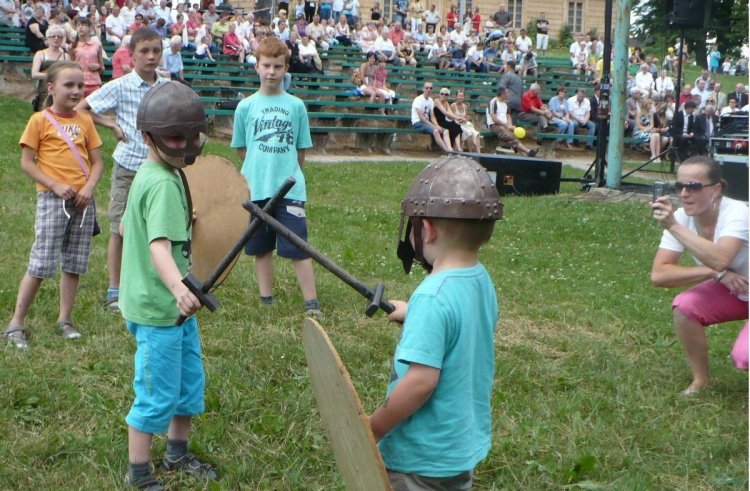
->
[125, 317, 205, 434]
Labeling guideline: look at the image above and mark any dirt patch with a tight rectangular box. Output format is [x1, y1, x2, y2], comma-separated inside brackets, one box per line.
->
[0, 67, 36, 100]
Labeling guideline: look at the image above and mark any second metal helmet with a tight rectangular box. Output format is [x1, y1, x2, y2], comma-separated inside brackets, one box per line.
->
[137, 81, 207, 165]
[397, 155, 504, 273]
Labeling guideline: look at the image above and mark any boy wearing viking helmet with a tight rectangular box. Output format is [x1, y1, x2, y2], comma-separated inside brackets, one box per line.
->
[369, 155, 503, 489]
[120, 81, 217, 490]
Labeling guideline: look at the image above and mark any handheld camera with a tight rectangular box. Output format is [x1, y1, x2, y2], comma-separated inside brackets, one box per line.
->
[652, 180, 668, 201]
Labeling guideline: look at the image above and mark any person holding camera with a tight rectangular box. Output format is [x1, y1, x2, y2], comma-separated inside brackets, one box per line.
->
[650, 156, 748, 396]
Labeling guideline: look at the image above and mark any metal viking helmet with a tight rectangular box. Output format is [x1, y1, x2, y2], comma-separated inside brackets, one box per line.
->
[137, 81, 208, 166]
[397, 155, 504, 273]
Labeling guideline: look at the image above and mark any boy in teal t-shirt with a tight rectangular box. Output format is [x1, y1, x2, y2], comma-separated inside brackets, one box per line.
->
[231, 36, 320, 314]
[120, 82, 217, 490]
[370, 156, 503, 489]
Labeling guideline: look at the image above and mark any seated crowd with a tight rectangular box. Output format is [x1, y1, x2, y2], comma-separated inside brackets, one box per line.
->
[10, 0, 749, 157]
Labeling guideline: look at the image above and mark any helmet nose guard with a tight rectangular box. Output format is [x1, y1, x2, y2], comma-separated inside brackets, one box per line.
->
[397, 155, 504, 273]
[137, 81, 208, 165]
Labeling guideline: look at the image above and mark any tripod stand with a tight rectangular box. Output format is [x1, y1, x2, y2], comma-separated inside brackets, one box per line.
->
[621, 142, 679, 181]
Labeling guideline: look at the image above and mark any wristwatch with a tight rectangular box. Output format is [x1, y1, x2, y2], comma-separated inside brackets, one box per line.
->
[714, 270, 727, 282]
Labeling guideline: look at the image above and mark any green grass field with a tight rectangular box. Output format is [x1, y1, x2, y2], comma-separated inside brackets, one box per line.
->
[0, 94, 746, 490]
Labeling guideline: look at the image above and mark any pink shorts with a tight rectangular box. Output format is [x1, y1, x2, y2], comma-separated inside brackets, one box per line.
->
[673, 280, 749, 370]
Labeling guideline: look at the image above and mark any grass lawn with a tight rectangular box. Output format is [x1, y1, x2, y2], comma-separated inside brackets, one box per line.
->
[0, 94, 746, 490]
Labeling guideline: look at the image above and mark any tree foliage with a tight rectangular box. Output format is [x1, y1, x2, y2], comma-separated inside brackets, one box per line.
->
[631, 0, 747, 67]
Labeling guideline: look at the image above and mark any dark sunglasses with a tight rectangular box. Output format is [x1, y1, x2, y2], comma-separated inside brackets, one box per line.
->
[674, 181, 717, 192]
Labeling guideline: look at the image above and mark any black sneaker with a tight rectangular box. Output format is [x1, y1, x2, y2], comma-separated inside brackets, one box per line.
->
[528, 149, 539, 157]
[162, 453, 218, 480]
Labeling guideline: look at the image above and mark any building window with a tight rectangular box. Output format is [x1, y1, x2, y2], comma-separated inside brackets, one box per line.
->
[508, 0, 522, 28]
[463, 0, 474, 20]
[568, 2, 583, 33]
[383, 0, 393, 22]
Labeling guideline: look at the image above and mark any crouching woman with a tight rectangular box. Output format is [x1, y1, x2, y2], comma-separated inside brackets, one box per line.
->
[650, 156, 748, 395]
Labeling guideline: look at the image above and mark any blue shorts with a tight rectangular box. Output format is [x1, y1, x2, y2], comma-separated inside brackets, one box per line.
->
[125, 317, 205, 434]
[412, 121, 435, 134]
[244, 199, 311, 260]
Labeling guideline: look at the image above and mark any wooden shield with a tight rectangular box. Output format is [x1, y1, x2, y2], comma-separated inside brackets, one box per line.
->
[302, 318, 392, 491]
[183, 155, 250, 284]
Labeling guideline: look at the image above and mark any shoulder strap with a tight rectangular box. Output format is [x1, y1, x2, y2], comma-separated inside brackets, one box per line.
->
[177, 168, 193, 231]
[43, 109, 89, 181]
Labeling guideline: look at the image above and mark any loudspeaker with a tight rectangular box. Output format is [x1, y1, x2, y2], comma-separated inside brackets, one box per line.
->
[719, 160, 749, 202]
[665, 0, 705, 28]
[458, 152, 562, 196]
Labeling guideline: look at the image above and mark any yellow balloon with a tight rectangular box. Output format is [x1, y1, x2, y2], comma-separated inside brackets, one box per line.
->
[668, 47, 674, 53]
[514, 127, 526, 139]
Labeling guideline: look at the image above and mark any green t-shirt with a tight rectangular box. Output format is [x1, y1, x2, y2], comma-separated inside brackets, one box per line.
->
[120, 161, 191, 326]
[230, 91, 312, 202]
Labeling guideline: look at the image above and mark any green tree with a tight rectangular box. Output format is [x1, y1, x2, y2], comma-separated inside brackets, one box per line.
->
[631, 0, 747, 67]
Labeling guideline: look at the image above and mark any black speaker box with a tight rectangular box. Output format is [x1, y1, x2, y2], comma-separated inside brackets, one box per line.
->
[720, 160, 749, 202]
[666, 0, 705, 28]
[457, 152, 562, 196]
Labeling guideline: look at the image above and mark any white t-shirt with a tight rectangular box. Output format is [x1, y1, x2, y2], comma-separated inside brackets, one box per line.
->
[411, 94, 434, 124]
[691, 87, 711, 108]
[569, 41, 580, 57]
[515, 36, 532, 53]
[153, 6, 172, 23]
[0, 0, 14, 26]
[635, 71, 655, 92]
[449, 29, 465, 46]
[424, 10, 440, 24]
[105, 14, 127, 40]
[500, 49, 516, 64]
[195, 42, 209, 56]
[427, 43, 447, 59]
[485, 97, 508, 127]
[659, 197, 749, 299]
[298, 42, 318, 58]
[332, 0, 344, 11]
[236, 20, 253, 40]
[465, 45, 482, 63]
[655, 76, 674, 95]
[348, 0, 359, 17]
[567, 96, 591, 120]
[120, 5, 135, 25]
[373, 37, 394, 55]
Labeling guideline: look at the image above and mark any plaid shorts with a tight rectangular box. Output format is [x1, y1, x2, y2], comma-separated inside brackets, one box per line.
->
[28, 192, 96, 278]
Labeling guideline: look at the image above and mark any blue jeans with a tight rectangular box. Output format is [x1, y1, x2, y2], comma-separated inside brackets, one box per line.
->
[552, 117, 574, 143]
[573, 120, 596, 146]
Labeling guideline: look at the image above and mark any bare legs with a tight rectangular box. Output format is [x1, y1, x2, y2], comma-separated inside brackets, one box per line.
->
[8, 270, 79, 340]
[108, 232, 123, 290]
[128, 416, 192, 464]
[432, 128, 453, 152]
[8, 273, 43, 337]
[674, 307, 711, 394]
[255, 253, 318, 302]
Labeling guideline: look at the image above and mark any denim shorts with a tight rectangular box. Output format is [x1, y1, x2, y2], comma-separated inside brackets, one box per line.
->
[244, 199, 311, 260]
[412, 121, 435, 135]
[125, 317, 206, 434]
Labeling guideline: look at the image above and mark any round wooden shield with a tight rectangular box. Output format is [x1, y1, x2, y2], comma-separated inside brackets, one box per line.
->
[302, 318, 392, 491]
[183, 155, 250, 285]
